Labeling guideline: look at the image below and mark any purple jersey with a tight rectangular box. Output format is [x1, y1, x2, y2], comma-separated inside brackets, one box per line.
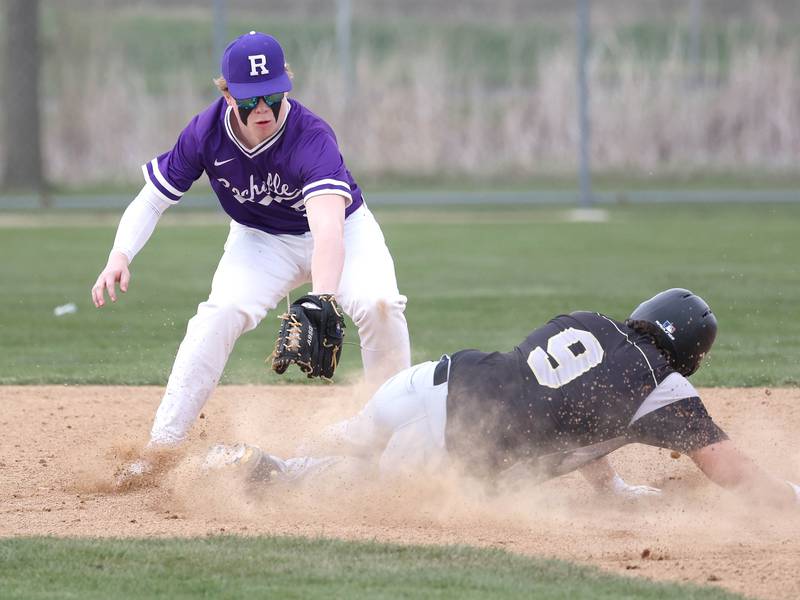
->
[141, 98, 364, 235]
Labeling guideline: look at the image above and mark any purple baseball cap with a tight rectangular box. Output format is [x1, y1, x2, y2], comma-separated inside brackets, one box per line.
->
[221, 31, 293, 99]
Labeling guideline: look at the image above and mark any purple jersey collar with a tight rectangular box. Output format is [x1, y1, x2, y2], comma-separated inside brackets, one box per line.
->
[223, 100, 292, 158]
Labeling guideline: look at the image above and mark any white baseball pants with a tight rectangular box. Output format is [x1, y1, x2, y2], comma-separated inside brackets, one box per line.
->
[150, 205, 410, 445]
[318, 359, 449, 473]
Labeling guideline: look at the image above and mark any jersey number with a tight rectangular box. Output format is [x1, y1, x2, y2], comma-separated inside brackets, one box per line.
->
[526, 328, 604, 389]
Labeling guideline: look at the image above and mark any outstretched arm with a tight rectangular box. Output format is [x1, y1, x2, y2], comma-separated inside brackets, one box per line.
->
[305, 194, 346, 294]
[579, 455, 661, 498]
[92, 185, 171, 307]
[689, 440, 799, 509]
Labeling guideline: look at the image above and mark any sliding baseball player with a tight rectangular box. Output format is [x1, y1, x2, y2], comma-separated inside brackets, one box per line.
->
[209, 289, 800, 508]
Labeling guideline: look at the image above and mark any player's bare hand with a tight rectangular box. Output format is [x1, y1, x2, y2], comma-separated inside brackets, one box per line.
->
[92, 251, 131, 308]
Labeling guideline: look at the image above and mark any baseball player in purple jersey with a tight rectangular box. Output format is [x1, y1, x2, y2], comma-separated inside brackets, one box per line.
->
[91, 33, 411, 462]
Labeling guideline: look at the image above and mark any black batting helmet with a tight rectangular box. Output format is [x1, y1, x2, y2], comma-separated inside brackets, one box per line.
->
[625, 288, 717, 376]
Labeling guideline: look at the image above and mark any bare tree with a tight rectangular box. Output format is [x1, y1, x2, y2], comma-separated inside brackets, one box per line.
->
[2, 0, 47, 205]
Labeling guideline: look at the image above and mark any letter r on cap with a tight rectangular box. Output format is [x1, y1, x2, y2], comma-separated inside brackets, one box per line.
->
[248, 55, 269, 76]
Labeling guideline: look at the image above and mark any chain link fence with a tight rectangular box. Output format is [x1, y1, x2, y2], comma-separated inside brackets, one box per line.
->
[2, 0, 799, 189]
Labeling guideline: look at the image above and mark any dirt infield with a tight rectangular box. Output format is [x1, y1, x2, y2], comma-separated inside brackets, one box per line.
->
[2, 385, 799, 599]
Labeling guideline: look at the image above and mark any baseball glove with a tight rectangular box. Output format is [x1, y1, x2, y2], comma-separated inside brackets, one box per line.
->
[270, 294, 345, 379]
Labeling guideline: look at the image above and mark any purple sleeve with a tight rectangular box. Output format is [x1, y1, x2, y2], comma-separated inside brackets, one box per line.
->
[296, 130, 353, 206]
[141, 116, 204, 203]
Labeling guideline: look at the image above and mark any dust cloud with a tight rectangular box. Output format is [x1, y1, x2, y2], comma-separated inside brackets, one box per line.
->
[2, 384, 799, 600]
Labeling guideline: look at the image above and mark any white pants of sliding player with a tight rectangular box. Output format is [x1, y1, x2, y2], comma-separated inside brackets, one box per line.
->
[313, 359, 449, 474]
[149, 205, 410, 446]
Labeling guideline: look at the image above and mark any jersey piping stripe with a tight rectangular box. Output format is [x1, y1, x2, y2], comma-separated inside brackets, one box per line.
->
[223, 103, 290, 157]
[628, 372, 699, 426]
[147, 159, 184, 197]
[302, 178, 351, 194]
[141, 164, 180, 204]
[598, 313, 658, 387]
[223, 102, 291, 158]
[303, 188, 354, 204]
[142, 178, 178, 204]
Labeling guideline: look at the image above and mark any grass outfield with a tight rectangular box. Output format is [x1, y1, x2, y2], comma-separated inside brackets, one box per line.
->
[0, 536, 747, 600]
[1, 202, 798, 386]
[1, 202, 789, 598]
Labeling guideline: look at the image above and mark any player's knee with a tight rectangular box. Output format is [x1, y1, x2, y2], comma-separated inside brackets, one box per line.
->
[196, 299, 264, 333]
[347, 295, 407, 328]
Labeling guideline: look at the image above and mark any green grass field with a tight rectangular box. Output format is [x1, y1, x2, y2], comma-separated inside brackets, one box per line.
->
[0, 200, 796, 598]
[1, 202, 798, 386]
[0, 536, 747, 600]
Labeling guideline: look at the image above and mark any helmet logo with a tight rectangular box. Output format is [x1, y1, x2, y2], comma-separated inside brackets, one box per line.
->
[656, 319, 676, 340]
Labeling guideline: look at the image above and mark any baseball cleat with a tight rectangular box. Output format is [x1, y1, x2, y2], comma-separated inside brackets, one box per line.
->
[202, 443, 285, 484]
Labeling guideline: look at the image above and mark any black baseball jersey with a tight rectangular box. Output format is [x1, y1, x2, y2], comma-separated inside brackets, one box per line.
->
[445, 311, 727, 474]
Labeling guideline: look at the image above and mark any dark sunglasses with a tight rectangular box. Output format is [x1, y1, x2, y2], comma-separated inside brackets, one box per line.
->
[234, 93, 285, 110]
